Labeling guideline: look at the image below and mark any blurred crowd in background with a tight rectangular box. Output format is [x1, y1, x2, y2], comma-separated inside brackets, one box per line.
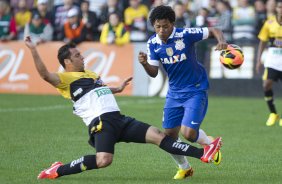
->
[0, 0, 277, 45]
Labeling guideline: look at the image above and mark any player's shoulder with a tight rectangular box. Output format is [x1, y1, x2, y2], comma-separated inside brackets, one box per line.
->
[148, 33, 160, 45]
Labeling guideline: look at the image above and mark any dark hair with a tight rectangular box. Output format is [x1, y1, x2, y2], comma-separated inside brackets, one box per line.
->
[149, 5, 175, 26]
[57, 43, 76, 68]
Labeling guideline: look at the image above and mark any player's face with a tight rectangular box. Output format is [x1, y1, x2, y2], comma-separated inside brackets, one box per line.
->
[153, 19, 174, 42]
[69, 48, 85, 72]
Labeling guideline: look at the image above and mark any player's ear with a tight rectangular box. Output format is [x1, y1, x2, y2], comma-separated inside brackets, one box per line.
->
[64, 58, 72, 66]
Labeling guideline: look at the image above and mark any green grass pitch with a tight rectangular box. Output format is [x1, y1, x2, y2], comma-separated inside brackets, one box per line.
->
[0, 94, 282, 184]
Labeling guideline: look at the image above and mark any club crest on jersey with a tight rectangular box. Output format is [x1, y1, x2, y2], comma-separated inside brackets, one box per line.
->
[166, 47, 174, 56]
[175, 39, 185, 51]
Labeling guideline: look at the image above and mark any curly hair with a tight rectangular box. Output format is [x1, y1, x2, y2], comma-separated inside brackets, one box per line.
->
[57, 43, 76, 68]
[149, 5, 175, 26]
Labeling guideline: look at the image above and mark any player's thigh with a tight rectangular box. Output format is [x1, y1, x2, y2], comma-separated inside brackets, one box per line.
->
[94, 121, 117, 154]
[119, 116, 151, 143]
[182, 92, 208, 130]
[163, 106, 184, 129]
[263, 68, 280, 89]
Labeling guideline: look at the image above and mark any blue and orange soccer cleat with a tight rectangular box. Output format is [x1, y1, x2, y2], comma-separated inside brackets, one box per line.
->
[173, 167, 193, 180]
[37, 161, 63, 179]
[201, 137, 222, 163]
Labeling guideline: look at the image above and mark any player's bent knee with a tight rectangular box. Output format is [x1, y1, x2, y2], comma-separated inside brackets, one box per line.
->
[145, 126, 166, 145]
[96, 153, 113, 168]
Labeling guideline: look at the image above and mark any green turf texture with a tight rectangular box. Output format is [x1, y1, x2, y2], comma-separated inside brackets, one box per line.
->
[0, 94, 281, 184]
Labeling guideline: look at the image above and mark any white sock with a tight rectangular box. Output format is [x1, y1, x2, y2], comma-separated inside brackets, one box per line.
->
[170, 138, 190, 170]
[196, 129, 212, 145]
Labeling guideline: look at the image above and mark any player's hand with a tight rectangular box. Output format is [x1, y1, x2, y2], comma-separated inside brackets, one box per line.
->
[138, 52, 148, 66]
[24, 36, 36, 49]
[119, 77, 133, 92]
[215, 42, 228, 51]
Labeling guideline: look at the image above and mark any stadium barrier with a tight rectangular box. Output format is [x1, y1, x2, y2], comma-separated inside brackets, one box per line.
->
[0, 41, 281, 97]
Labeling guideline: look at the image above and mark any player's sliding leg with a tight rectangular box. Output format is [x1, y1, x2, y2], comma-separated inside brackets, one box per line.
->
[146, 126, 222, 163]
[38, 155, 99, 179]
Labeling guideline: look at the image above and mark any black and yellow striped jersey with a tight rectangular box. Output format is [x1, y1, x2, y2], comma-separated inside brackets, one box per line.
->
[55, 70, 120, 126]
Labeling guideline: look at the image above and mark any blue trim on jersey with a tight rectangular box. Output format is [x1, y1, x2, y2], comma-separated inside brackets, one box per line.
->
[147, 27, 209, 98]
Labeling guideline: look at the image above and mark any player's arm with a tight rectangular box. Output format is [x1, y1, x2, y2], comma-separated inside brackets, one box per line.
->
[256, 40, 267, 74]
[24, 36, 61, 87]
[207, 27, 228, 50]
[138, 52, 159, 77]
[109, 77, 133, 94]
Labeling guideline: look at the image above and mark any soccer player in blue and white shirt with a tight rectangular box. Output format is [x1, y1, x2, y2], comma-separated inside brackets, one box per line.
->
[138, 5, 228, 179]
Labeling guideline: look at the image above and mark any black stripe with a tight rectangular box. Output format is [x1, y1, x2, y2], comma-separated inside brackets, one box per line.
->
[70, 78, 103, 102]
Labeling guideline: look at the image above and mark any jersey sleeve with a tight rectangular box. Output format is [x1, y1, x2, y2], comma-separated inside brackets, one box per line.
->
[258, 21, 269, 42]
[55, 73, 71, 99]
[184, 27, 209, 43]
[147, 40, 159, 66]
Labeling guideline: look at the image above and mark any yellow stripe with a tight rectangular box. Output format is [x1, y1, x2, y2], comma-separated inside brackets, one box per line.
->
[262, 68, 268, 81]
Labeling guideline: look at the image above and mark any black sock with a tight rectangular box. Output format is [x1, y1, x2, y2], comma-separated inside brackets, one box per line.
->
[57, 155, 98, 177]
[264, 90, 277, 113]
[159, 136, 203, 159]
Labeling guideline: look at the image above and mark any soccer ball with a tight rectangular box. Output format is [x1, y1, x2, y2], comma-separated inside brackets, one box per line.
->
[219, 44, 244, 69]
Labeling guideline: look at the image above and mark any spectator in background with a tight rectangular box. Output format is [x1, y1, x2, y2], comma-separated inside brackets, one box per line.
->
[0, 0, 17, 41]
[99, 0, 122, 33]
[31, 0, 52, 24]
[124, 0, 149, 42]
[23, 12, 53, 45]
[254, 0, 267, 35]
[62, 8, 86, 44]
[80, 0, 100, 41]
[206, 0, 218, 27]
[147, 0, 165, 37]
[266, 0, 276, 17]
[51, 0, 78, 40]
[10, 0, 34, 13]
[100, 12, 129, 45]
[232, 0, 256, 41]
[15, 0, 31, 39]
[173, 1, 190, 28]
[192, 7, 209, 27]
[215, 0, 232, 42]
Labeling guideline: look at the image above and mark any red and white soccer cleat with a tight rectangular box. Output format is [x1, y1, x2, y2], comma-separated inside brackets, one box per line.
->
[37, 161, 63, 179]
[201, 137, 222, 163]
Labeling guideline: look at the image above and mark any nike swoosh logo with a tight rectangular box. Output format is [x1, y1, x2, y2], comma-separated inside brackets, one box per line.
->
[45, 164, 59, 174]
[214, 152, 220, 162]
[154, 48, 161, 52]
[191, 121, 199, 125]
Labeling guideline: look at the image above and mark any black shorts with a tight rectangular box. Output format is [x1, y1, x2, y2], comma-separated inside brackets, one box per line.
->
[263, 67, 282, 81]
[88, 111, 150, 154]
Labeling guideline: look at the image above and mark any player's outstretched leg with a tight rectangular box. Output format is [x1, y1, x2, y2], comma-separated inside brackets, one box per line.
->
[37, 155, 99, 179]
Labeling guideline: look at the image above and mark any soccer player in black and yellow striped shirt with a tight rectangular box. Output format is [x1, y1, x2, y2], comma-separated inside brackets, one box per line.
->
[256, 0, 282, 126]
